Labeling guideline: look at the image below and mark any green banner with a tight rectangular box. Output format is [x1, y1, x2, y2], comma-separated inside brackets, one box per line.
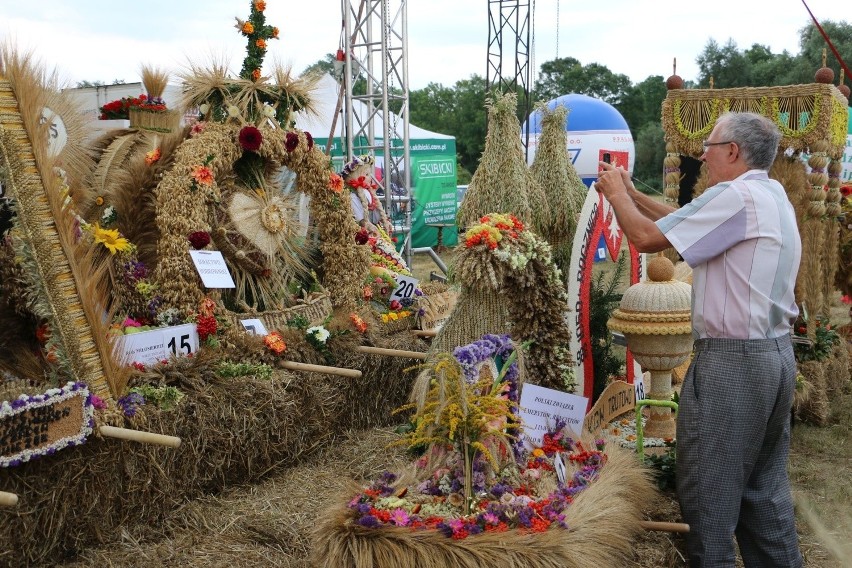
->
[313, 136, 458, 249]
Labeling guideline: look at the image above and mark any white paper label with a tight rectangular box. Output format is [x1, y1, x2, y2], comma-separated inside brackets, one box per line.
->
[518, 383, 588, 450]
[634, 373, 646, 402]
[119, 324, 199, 366]
[189, 250, 236, 288]
[240, 319, 269, 336]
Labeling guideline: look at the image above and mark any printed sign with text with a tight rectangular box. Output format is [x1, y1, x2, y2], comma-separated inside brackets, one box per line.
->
[518, 383, 588, 449]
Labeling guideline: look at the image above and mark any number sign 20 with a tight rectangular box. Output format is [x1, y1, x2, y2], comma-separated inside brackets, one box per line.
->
[392, 275, 419, 300]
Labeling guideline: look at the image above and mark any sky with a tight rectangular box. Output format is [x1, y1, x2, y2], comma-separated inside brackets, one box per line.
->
[0, 0, 841, 92]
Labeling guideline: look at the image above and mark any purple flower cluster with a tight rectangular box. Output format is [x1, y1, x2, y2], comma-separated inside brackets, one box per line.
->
[122, 260, 148, 284]
[452, 334, 515, 385]
[117, 392, 145, 417]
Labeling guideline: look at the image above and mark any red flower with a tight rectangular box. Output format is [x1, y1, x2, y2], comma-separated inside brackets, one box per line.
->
[196, 315, 218, 341]
[355, 227, 370, 245]
[264, 332, 287, 355]
[238, 126, 263, 151]
[188, 231, 211, 249]
[305, 131, 314, 149]
[285, 132, 299, 152]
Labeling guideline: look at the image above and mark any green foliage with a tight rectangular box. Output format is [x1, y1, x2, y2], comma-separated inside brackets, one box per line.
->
[696, 21, 852, 88]
[216, 360, 274, 380]
[589, 256, 626, 403]
[645, 440, 677, 492]
[631, 122, 666, 194]
[794, 317, 841, 362]
[615, 75, 667, 135]
[128, 385, 185, 411]
[534, 57, 632, 106]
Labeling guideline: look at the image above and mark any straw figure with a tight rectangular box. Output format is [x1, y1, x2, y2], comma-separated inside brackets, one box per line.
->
[456, 91, 547, 233]
[422, 213, 574, 403]
[528, 102, 587, 273]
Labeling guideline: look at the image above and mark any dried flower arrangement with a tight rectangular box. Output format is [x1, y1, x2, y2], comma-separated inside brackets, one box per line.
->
[447, 213, 575, 392]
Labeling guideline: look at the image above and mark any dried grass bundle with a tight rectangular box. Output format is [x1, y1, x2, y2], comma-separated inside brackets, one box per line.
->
[311, 445, 655, 568]
[529, 102, 586, 269]
[140, 64, 169, 100]
[457, 92, 547, 232]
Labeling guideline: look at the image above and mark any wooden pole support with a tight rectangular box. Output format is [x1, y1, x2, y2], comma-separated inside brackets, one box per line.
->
[0, 491, 19, 507]
[99, 425, 182, 448]
[280, 360, 362, 378]
[639, 520, 690, 533]
[356, 345, 428, 359]
[413, 329, 437, 338]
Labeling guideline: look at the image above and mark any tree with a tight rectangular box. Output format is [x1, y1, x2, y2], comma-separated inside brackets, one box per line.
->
[534, 57, 632, 106]
[617, 75, 667, 135]
[696, 39, 752, 88]
[784, 20, 852, 85]
[631, 122, 666, 194]
[410, 75, 488, 175]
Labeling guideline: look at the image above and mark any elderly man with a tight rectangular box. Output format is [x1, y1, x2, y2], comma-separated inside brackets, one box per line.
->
[596, 112, 803, 567]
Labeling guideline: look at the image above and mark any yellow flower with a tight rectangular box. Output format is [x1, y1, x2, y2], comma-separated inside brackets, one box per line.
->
[531, 448, 545, 458]
[381, 314, 389, 323]
[95, 196, 104, 206]
[92, 223, 130, 255]
[389, 312, 399, 321]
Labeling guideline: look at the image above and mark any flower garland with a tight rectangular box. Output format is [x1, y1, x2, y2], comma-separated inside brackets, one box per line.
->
[347, 422, 608, 539]
[0, 382, 94, 468]
[235, 0, 279, 82]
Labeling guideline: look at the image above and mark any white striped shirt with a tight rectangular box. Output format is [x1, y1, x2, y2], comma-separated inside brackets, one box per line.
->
[656, 170, 801, 340]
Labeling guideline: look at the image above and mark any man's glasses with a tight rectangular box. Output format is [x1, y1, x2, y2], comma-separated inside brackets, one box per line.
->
[702, 140, 734, 153]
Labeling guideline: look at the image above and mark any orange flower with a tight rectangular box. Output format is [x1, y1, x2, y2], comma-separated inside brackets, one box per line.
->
[329, 173, 344, 194]
[242, 22, 254, 35]
[350, 313, 368, 333]
[254, 0, 266, 10]
[272, 26, 279, 38]
[191, 165, 214, 186]
[144, 147, 161, 165]
[255, 38, 267, 50]
[95, 196, 104, 206]
[251, 68, 261, 81]
[264, 331, 287, 354]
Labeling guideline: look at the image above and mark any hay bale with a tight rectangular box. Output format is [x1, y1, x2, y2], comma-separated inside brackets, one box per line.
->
[0, 332, 424, 566]
[310, 446, 655, 568]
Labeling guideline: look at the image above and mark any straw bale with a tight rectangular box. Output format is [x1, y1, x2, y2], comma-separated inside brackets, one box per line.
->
[310, 445, 655, 568]
[0, 330, 424, 566]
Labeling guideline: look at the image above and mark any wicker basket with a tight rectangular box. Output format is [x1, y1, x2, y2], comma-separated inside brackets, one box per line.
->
[224, 293, 332, 332]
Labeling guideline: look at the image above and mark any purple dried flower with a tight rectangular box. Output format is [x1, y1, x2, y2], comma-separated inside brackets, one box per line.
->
[117, 392, 145, 417]
[357, 515, 382, 528]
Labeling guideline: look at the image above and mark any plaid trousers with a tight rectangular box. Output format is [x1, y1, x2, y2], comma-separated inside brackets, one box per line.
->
[676, 335, 803, 567]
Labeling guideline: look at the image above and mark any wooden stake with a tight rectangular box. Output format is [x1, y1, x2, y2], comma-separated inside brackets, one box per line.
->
[0, 491, 18, 507]
[356, 345, 428, 360]
[412, 329, 437, 338]
[99, 425, 182, 448]
[280, 360, 362, 378]
[640, 520, 690, 533]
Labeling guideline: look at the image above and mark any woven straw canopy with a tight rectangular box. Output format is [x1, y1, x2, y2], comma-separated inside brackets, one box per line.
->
[608, 257, 692, 336]
[662, 83, 849, 159]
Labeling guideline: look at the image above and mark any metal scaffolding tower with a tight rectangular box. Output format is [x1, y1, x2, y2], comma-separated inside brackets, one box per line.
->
[342, 0, 412, 264]
[486, 0, 533, 155]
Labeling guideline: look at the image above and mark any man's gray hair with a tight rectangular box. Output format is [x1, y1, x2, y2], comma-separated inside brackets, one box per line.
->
[717, 112, 781, 170]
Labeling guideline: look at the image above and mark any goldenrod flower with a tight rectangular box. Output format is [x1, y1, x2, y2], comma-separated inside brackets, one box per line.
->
[92, 223, 130, 255]
[242, 22, 254, 35]
[255, 39, 267, 50]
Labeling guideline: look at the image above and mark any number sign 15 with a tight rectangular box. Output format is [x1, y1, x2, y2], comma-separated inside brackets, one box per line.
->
[163, 324, 199, 356]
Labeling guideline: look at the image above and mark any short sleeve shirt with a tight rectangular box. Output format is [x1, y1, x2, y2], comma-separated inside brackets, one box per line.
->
[655, 170, 801, 340]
